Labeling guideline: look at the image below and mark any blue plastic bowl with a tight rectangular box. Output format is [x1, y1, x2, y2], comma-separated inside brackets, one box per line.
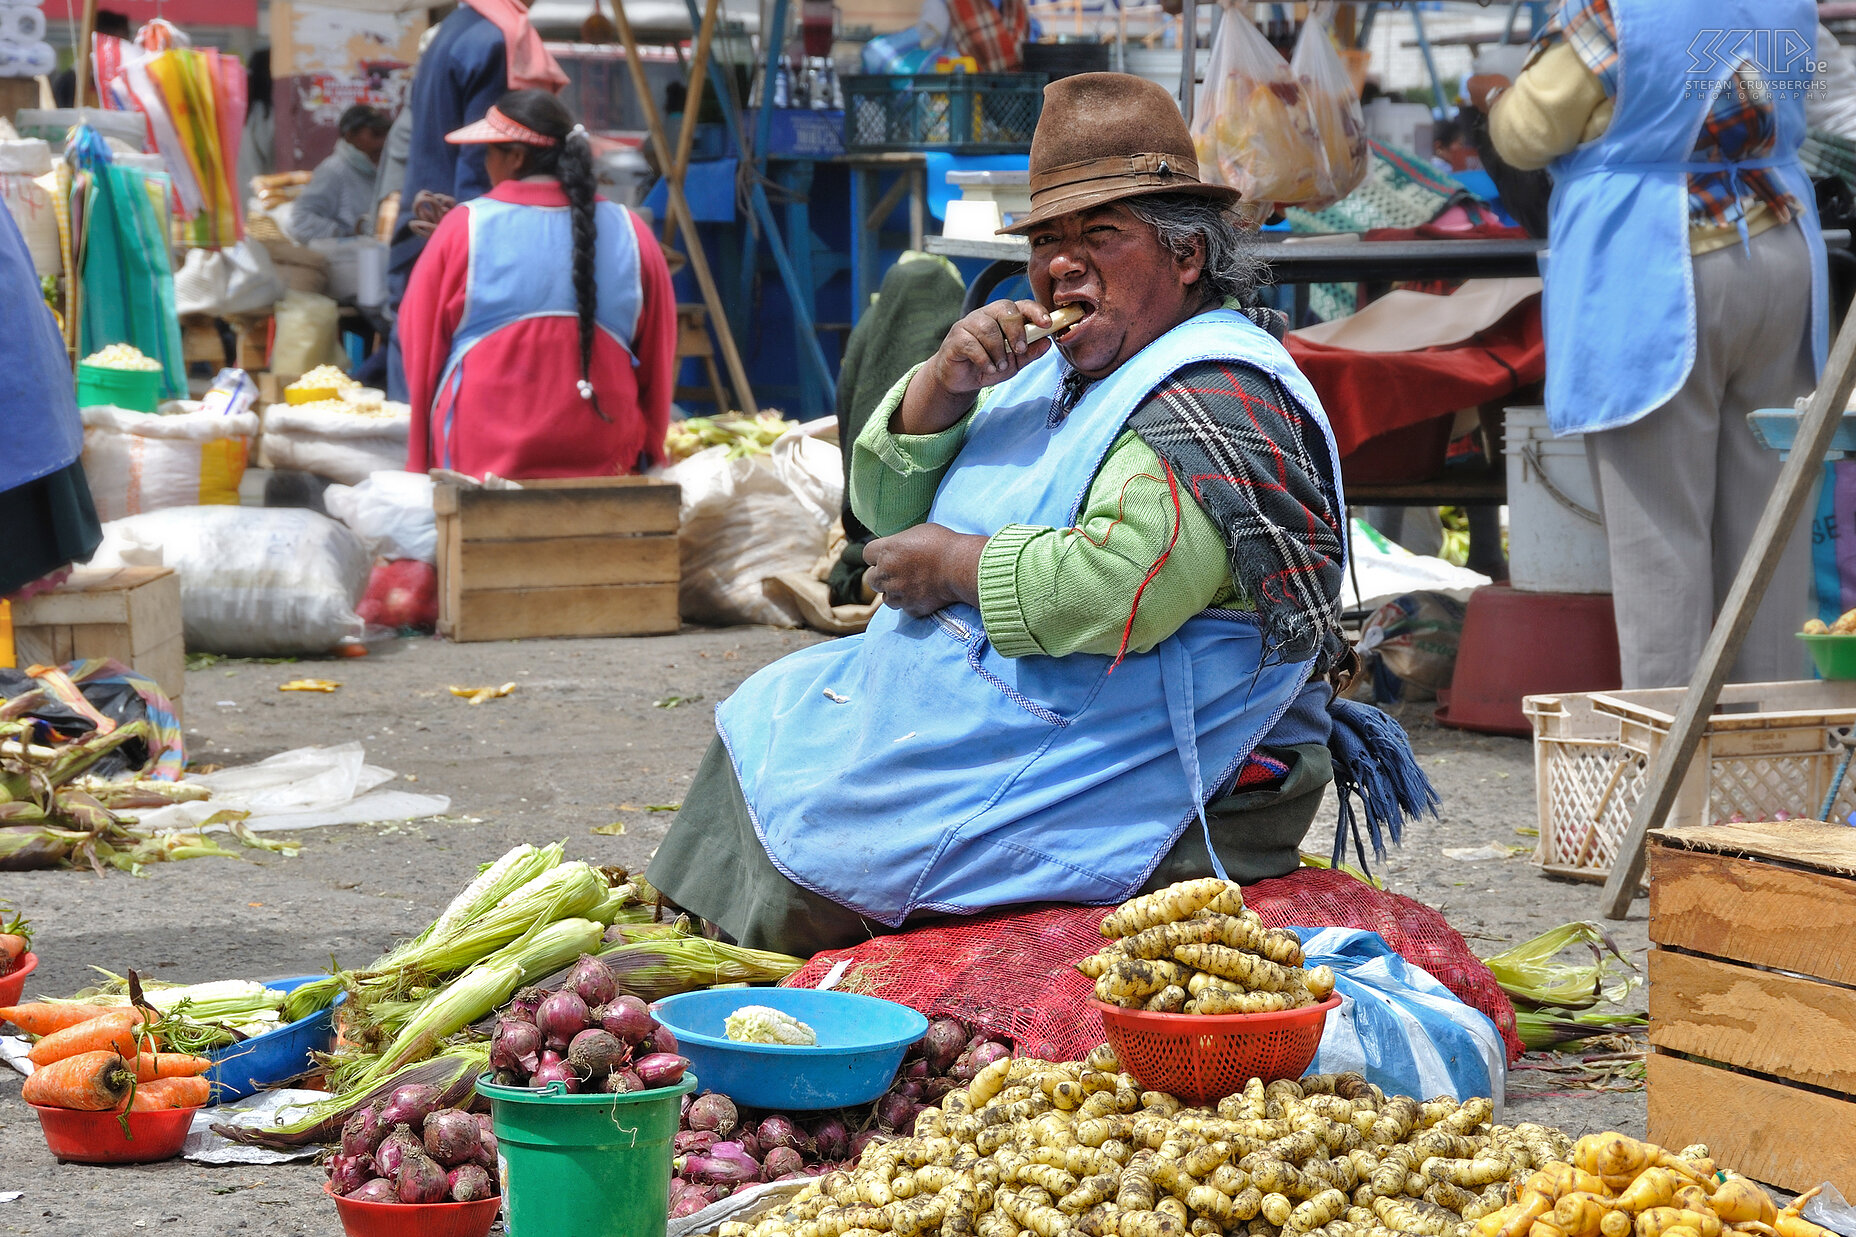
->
[652, 988, 927, 1111]
[204, 975, 341, 1105]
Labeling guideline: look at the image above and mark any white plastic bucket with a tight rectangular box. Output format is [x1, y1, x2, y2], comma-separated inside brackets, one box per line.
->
[1504, 405, 1612, 593]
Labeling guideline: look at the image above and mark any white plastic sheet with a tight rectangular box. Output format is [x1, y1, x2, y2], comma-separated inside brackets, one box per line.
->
[132, 742, 449, 833]
[183, 1088, 328, 1164]
[324, 470, 437, 563]
[1342, 520, 1490, 613]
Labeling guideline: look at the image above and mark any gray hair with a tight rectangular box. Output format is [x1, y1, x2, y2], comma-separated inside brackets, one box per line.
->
[1121, 193, 1266, 305]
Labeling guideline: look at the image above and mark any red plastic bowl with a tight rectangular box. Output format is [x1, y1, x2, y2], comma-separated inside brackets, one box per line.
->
[326, 1182, 501, 1237]
[1092, 993, 1342, 1106]
[0, 951, 38, 1007]
[31, 1102, 197, 1165]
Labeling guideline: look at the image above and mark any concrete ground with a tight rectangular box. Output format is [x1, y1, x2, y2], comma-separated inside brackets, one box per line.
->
[0, 628, 1649, 1236]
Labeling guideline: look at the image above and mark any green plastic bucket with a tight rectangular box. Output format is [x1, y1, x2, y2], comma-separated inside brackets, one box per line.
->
[77, 362, 163, 412]
[477, 1071, 696, 1237]
[1800, 633, 1856, 680]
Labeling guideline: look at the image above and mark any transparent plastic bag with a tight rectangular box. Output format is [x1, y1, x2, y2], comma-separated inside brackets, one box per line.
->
[1292, 5, 1369, 207]
[1191, 3, 1325, 208]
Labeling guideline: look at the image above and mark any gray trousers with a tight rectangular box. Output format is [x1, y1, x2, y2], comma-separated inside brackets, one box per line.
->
[1583, 222, 1817, 690]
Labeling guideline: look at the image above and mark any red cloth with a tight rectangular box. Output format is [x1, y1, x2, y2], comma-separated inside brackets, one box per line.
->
[460, 0, 568, 91]
[946, 0, 1028, 71]
[399, 180, 677, 480]
[781, 868, 1523, 1067]
[1287, 300, 1544, 459]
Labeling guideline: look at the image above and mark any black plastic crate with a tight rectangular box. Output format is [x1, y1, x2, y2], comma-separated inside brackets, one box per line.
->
[842, 73, 1046, 154]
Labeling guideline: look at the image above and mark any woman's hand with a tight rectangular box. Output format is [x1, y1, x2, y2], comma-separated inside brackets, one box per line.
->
[893, 299, 1056, 435]
[864, 524, 988, 618]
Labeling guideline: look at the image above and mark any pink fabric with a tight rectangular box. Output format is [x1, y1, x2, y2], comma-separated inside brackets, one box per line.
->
[461, 0, 569, 92]
[398, 180, 677, 480]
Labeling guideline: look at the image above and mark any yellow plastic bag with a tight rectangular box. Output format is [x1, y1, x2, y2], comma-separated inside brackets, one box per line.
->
[1191, 3, 1325, 209]
[1292, 4, 1369, 208]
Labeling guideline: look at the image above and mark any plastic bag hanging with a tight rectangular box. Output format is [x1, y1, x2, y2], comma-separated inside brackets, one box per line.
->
[1291, 2, 1369, 208]
[1189, 2, 1326, 211]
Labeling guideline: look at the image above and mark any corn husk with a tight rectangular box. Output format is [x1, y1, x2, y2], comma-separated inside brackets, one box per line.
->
[596, 934, 806, 1001]
[1514, 1007, 1649, 1051]
[332, 917, 607, 1092]
[1483, 921, 1639, 1010]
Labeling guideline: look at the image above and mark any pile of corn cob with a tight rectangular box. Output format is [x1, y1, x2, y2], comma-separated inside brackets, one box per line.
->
[719, 1050, 1567, 1237]
[1078, 880, 1336, 1014]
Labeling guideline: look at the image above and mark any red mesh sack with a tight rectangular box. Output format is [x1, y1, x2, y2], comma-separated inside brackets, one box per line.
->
[780, 868, 1522, 1065]
[356, 559, 439, 632]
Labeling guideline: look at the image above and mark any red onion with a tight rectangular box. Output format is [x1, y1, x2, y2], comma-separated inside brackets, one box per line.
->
[806, 1116, 849, 1162]
[922, 1019, 968, 1072]
[685, 1142, 762, 1186]
[736, 1130, 763, 1161]
[848, 1129, 893, 1159]
[924, 1077, 960, 1101]
[967, 1042, 1011, 1073]
[538, 1049, 563, 1069]
[904, 1058, 931, 1082]
[447, 1163, 496, 1202]
[374, 1125, 421, 1178]
[536, 991, 590, 1048]
[895, 1079, 925, 1102]
[674, 1130, 718, 1156]
[604, 1068, 643, 1094]
[565, 954, 617, 1009]
[756, 1115, 807, 1153]
[475, 1127, 499, 1171]
[652, 1023, 679, 1055]
[634, 1052, 689, 1089]
[670, 1193, 710, 1219]
[687, 1093, 738, 1137]
[379, 1084, 441, 1131]
[506, 987, 548, 1023]
[326, 1152, 374, 1197]
[397, 1150, 450, 1204]
[762, 1147, 805, 1179]
[567, 1029, 627, 1081]
[340, 1101, 387, 1158]
[491, 1018, 542, 1076]
[876, 1091, 918, 1133]
[530, 1060, 579, 1091]
[348, 1180, 399, 1204]
[422, 1109, 482, 1168]
[599, 994, 656, 1044]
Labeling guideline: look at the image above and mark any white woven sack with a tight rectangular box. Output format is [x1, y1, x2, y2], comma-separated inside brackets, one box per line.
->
[80, 405, 258, 523]
[259, 401, 410, 485]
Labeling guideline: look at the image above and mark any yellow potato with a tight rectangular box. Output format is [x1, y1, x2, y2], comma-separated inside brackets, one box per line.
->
[1804, 618, 1830, 635]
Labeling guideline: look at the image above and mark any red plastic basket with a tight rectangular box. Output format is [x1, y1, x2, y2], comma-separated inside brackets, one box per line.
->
[0, 952, 37, 1007]
[326, 1183, 501, 1237]
[32, 1102, 198, 1165]
[1091, 994, 1341, 1105]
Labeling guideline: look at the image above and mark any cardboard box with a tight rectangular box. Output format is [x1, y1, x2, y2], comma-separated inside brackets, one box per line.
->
[9, 567, 185, 715]
[1647, 819, 1856, 1195]
[435, 477, 681, 642]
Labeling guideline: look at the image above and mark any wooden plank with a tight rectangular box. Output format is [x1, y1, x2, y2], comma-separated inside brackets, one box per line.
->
[448, 584, 680, 643]
[136, 633, 186, 714]
[125, 571, 182, 657]
[1647, 1052, 1856, 1195]
[11, 567, 176, 627]
[437, 512, 462, 641]
[458, 534, 679, 591]
[1648, 948, 1856, 1092]
[1649, 845, 1856, 985]
[1655, 820, 1856, 875]
[453, 485, 681, 542]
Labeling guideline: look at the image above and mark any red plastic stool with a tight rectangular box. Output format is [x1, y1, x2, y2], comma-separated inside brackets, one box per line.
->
[1436, 584, 1622, 737]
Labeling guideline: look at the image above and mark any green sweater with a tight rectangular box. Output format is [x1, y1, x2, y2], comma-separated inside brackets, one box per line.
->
[850, 363, 1240, 660]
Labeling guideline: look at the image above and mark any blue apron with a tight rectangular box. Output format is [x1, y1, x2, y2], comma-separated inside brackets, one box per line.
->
[716, 310, 1347, 926]
[0, 207, 83, 493]
[1541, 0, 1826, 437]
[434, 194, 644, 469]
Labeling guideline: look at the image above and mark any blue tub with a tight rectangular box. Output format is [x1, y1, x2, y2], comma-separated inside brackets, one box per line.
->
[204, 975, 340, 1105]
[652, 988, 926, 1111]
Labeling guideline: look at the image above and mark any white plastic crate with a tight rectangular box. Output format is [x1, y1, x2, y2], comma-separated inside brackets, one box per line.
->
[1524, 681, 1856, 881]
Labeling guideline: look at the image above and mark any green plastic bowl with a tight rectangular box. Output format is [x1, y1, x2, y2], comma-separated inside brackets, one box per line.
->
[1799, 632, 1856, 680]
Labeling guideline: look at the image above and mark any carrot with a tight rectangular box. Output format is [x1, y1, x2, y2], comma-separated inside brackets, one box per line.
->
[0, 1002, 114, 1037]
[21, 1050, 136, 1110]
[127, 1075, 211, 1110]
[0, 934, 27, 965]
[128, 1050, 215, 1082]
[27, 1010, 150, 1067]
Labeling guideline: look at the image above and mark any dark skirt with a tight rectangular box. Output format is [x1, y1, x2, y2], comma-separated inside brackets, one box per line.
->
[645, 734, 1333, 957]
[0, 460, 104, 597]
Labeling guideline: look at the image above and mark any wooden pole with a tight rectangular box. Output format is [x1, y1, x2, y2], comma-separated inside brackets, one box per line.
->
[1599, 298, 1856, 918]
[662, 0, 722, 248]
[75, 0, 99, 109]
[610, 0, 759, 417]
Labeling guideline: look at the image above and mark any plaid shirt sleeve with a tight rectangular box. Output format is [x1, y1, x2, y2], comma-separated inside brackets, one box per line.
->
[1534, 0, 1800, 231]
[945, 0, 1027, 72]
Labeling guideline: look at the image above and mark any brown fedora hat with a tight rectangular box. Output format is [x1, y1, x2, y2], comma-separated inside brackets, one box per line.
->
[997, 72, 1237, 235]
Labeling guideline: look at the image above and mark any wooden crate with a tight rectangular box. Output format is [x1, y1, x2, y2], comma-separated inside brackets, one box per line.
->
[435, 477, 681, 642]
[8, 567, 185, 715]
[1647, 820, 1856, 1195]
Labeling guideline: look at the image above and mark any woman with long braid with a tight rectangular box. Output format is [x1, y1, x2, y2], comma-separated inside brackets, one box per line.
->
[398, 90, 676, 478]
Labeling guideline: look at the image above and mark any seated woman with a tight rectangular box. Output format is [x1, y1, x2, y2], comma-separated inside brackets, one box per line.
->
[649, 74, 1415, 956]
[398, 90, 676, 479]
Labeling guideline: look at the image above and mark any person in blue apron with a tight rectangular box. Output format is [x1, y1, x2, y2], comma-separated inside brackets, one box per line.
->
[646, 74, 1434, 955]
[1469, 1, 1828, 689]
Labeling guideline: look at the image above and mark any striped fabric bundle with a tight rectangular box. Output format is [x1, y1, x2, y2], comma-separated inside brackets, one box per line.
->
[1294, 926, 1509, 1110]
